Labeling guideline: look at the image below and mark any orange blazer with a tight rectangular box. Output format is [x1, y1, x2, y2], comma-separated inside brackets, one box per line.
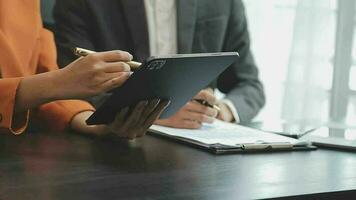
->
[0, 0, 94, 134]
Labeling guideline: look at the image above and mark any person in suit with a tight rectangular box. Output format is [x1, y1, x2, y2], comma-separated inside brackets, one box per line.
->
[0, 0, 169, 138]
[54, 0, 265, 129]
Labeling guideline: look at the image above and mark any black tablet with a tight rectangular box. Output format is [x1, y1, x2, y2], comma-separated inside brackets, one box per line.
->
[301, 127, 356, 151]
[86, 52, 239, 125]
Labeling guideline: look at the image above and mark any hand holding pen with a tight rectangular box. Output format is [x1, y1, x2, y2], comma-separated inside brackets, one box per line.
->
[155, 89, 221, 129]
[193, 99, 221, 112]
[73, 47, 142, 70]
[193, 88, 235, 122]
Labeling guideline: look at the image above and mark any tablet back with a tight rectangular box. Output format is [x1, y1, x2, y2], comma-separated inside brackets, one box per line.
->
[87, 52, 239, 125]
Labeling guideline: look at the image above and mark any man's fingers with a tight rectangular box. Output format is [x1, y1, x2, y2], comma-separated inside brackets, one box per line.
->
[185, 101, 218, 117]
[181, 120, 202, 129]
[194, 90, 217, 105]
[183, 111, 215, 124]
[205, 88, 214, 93]
[92, 50, 133, 62]
[154, 118, 201, 129]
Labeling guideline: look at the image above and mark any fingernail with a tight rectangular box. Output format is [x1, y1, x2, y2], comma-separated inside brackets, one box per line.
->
[122, 72, 132, 77]
[128, 53, 133, 60]
[164, 101, 171, 108]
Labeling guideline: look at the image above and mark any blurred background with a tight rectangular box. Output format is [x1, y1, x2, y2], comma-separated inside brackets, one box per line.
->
[41, 0, 356, 128]
[243, 0, 355, 129]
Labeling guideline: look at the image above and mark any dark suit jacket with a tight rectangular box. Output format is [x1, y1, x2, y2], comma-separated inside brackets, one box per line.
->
[53, 0, 265, 122]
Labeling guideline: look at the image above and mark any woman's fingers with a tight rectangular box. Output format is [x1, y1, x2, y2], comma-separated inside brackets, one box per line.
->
[61, 49, 136, 99]
[135, 100, 170, 138]
[111, 107, 129, 131]
[98, 72, 130, 84]
[121, 101, 148, 138]
[107, 100, 170, 139]
[103, 62, 131, 73]
[97, 72, 131, 92]
[143, 100, 171, 127]
[138, 99, 161, 125]
[91, 61, 131, 85]
[92, 50, 133, 62]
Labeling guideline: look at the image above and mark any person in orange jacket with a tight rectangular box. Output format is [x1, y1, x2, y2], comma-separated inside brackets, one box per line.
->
[0, 0, 169, 139]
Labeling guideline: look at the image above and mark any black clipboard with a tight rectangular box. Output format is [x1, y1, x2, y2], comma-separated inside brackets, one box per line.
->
[87, 52, 239, 125]
[149, 131, 317, 154]
[148, 122, 317, 155]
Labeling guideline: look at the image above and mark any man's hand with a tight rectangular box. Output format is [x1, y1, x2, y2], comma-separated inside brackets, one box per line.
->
[155, 88, 237, 129]
[70, 99, 170, 139]
[155, 89, 219, 129]
[216, 101, 234, 122]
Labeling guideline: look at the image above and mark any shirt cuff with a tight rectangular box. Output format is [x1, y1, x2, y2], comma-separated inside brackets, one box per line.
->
[220, 99, 240, 123]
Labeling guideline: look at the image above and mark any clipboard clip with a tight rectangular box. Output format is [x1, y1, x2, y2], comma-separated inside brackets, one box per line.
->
[241, 142, 293, 150]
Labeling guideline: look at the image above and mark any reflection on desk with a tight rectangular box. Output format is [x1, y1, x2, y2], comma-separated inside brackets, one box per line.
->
[0, 131, 356, 199]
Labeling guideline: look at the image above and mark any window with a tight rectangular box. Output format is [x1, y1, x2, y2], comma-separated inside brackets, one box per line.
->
[244, 0, 356, 127]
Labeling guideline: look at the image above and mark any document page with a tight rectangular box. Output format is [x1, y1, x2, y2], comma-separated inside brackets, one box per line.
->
[150, 120, 306, 147]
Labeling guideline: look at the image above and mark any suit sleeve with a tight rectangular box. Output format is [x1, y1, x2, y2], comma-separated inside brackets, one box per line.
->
[218, 0, 265, 123]
[53, 0, 113, 108]
[53, 0, 95, 68]
[36, 28, 94, 132]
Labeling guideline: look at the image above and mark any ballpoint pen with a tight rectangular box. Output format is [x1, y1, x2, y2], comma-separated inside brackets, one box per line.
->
[193, 99, 221, 112]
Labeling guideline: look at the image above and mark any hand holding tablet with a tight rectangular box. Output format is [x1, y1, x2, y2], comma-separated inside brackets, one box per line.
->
[74, 48, 239, 125]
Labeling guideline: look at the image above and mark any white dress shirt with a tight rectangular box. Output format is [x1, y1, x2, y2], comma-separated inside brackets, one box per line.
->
[144, 0, 177, 56]
[143, 0, 240, 122]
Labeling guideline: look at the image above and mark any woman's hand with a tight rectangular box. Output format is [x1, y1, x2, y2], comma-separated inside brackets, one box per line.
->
[70, 99, 170, 139]
[56, 50, 133, 99]
[15, 50, 134, 113]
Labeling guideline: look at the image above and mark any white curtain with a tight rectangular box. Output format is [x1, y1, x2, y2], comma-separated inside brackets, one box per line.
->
[243, 0, 336, 124]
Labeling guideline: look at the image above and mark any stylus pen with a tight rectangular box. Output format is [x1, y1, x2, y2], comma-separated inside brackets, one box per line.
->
[73, 47, 142, 70]
[193, 99, 221, 112]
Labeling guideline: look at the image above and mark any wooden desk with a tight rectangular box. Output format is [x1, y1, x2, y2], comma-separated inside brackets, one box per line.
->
[1, 131, 356, 199]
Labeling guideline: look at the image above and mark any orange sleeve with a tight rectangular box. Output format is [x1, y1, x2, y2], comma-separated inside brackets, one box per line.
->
[35, 28, 94, 132]
[0, 78, 29, 135]
[37, 100, 94, 132]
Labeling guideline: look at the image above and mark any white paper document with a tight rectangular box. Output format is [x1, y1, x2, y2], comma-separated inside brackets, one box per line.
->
[150, 120, 308, 147]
